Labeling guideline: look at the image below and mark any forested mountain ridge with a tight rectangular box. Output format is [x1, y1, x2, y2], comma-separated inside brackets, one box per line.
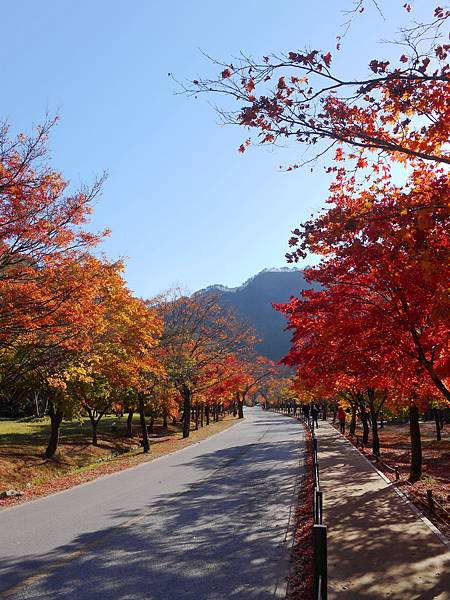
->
[195, 268, 311, 361]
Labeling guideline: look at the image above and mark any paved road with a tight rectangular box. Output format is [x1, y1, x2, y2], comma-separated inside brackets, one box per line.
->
[0, 408, 304, 600]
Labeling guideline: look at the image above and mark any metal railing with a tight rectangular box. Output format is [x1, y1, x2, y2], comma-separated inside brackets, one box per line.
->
[301, 415, 327, 600]
[271, 407, 328, 598]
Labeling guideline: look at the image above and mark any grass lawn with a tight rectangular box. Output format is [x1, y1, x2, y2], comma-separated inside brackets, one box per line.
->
[0, 413, 238, 506]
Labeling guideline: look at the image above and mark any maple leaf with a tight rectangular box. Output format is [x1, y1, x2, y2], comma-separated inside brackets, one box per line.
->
[322, 52, 332, 68]
[246, 78, 255, 93]
[221, 68, 232, 79]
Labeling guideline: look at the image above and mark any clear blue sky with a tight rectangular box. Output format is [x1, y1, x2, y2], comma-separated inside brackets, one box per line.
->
[1, 1, 431, 297]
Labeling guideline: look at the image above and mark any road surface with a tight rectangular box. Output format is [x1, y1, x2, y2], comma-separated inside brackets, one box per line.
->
[0, 408, 304, 599]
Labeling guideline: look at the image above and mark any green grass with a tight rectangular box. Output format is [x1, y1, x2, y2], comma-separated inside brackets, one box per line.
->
[0, 414, 139, 445]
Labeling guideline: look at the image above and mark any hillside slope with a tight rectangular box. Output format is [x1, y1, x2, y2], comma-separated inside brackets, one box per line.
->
[195, 268, 311, 361]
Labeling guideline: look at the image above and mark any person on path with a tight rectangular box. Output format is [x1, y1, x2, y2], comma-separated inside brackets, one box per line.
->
[303, 404, 310, 420]
[338, 406, 346, 434]
[311, 404, 319, 428]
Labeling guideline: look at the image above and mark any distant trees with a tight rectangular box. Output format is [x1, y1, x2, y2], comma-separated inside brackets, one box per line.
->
[160, 293, 258, 437]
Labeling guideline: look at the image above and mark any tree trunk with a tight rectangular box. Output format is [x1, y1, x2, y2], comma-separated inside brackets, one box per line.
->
[205, 403, 210, 425]
[433, 408, 441, 441]
[163, 412, 168, 429]
[182, 387, 191, 438]
[350, 405, 357, 436]
[92, 420, 98, 446]
[367, 389, 383, 457]
[200, 403, 204, 427]
[86, 408, 100, 446]
[45, 404, 63, 459]
[138, 394, 150, 453]
[34, 392, 41, 418]
[126, 410, 134, 437]
[149, 416, 155, 434]
[371, 410, 380, 456]
[409, 404, 422, 481]
[238, 392, 244, 419]
[360, 410, 369, 445]
[195, 405, 199, 430]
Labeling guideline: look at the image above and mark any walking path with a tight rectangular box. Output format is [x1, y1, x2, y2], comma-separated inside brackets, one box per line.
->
[316, 421, 450, 599]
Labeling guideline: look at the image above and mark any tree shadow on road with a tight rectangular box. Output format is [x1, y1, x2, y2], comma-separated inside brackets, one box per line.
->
[0, 433, 305, 600]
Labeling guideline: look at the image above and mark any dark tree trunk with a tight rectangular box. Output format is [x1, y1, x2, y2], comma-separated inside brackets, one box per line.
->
[367, 389, 383, 457]
[182, 387, 191, 438]
[350, 405, 357, 436]
[205, 403, 210, 425]
[379, 413, 384, 429]
[172, 416, 177, 425]
[149, 416, 155, 434]
[162, 412, 168, 429]
[86, 407, 103, 446]
[238, 392, 244, 419]
[360, 410, 369, 445]
[409, 404, 422, 482]
[195, 405, 199, 430]
[139, 394, 150, 453]
[45, 404, 63, 459]
[371, 410, 380, 456]
[126, 410, 134, 437]
[200, 403, 204, 427]
[92, 421, 98, 446]
[238, 401, 244, 419]
[322, 403, 327, 420]
[433, 408, 442, 441]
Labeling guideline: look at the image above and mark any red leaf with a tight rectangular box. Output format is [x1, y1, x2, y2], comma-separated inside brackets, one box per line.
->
[322, 52, 332, 67]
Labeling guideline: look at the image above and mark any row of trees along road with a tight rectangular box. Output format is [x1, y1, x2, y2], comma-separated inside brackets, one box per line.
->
[0, 119, 281, 459]
[188, 3, 449, 481]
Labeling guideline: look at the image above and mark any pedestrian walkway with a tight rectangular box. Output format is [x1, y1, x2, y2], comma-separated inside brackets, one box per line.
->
[315, 421, 450, 600]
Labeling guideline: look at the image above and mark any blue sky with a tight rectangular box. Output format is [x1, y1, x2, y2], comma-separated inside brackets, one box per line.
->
[1, 1, 431, 297]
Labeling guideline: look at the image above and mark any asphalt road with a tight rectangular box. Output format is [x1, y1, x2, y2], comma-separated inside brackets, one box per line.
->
[0, 407, 304, 600]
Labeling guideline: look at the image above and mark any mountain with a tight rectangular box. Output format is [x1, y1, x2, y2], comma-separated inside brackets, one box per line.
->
[195, 268, 311, 361]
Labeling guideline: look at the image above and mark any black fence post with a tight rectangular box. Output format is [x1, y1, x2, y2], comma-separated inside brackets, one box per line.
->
[313, 524, 327, 599]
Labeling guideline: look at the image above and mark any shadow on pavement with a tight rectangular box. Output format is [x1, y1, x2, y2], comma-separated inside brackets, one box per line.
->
[0, 431, 305, 600]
